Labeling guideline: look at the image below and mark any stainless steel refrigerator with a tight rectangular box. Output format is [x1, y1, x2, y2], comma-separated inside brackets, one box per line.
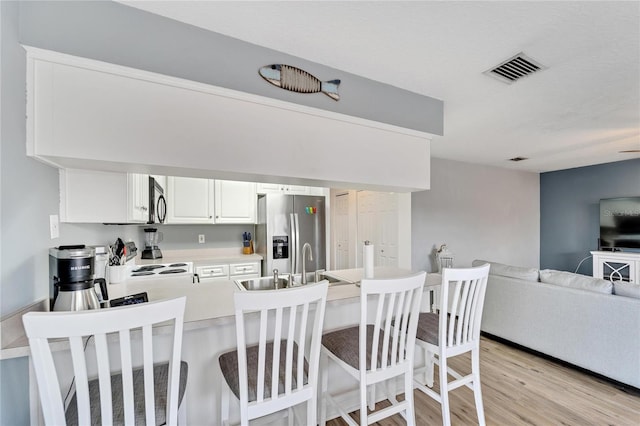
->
[256, 194, 326, 276]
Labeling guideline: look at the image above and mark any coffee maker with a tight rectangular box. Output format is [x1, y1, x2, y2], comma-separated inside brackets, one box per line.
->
[141, 228, 163, 259]
[50, 245, 108, 311]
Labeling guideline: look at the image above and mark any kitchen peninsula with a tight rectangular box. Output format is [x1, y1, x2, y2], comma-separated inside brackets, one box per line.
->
[1, 268, 439, 425]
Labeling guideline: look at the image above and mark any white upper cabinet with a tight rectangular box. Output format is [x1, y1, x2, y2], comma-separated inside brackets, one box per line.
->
[214, 181, 257, 224]
[256, 183, 307, 195]
[257, 183, 327, 196]
[128, 173, 150, 223]
[166, 177, 257, 224]
[166, 177, 214, 224]
[60, 169, 149, 223]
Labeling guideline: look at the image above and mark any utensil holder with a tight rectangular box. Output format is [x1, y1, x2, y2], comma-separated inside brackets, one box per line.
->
[108, 265, 127, 284]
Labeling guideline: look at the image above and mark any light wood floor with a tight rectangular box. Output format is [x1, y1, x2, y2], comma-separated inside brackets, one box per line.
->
[326, 336, 640, 425]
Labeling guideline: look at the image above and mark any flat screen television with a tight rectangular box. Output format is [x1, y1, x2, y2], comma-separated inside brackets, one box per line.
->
[599, 197, 640, 249]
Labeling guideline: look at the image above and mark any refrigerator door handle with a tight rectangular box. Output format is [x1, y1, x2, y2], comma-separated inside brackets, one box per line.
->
[290, 213, 296, 274]
[294, 213, 300, 274]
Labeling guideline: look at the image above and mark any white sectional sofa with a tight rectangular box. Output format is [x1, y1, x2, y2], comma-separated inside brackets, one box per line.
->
[476, 260, 640, 389]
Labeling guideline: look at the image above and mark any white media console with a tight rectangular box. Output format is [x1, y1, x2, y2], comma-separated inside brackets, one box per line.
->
[591, 251, 640, 284]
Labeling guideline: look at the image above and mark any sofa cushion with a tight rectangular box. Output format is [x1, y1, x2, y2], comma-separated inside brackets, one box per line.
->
[472, 259, 539, 281]
[539, 270, 613, 294]
[613, 281, 640, 299]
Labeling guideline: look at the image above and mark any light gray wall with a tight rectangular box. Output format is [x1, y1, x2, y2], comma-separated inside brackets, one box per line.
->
[1, 2, 50, 423]
[145, 224, 253, 251]
[412, 158, 540, 272]
[0, 3, 254, 421]
[19, 0, 443, 136]
[1, 0, 59, 316]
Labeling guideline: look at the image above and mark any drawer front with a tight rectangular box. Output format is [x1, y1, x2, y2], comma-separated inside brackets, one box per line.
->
[195, 264, 229, 279]
[232, 273, 261, 281]
[229, 262, 260, 277]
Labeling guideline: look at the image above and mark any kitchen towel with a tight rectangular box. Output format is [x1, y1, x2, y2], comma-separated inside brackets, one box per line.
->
[363, 241, 374, 279]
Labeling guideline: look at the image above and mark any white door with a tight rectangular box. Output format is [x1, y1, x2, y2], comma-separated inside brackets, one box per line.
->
[356, 191, 400, 268]
[334, 193, 350, 270]
[377, 193, 399, 266]
[166, 177, 214, 224]
[356, 191, 376, 267]
[214, 180, 257, 224]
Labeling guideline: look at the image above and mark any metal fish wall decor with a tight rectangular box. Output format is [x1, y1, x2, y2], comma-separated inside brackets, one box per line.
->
[259, 64, 340, 101]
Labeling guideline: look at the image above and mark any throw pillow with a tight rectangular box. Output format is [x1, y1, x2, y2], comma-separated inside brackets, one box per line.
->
[613, 281, 640, 299]
[539, 270, 613, 294]
[472, 259, 539, 281]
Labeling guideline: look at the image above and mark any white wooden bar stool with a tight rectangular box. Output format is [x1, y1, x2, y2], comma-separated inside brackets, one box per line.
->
[320, 272, 426, 425]
[413, 264, 490, 426]
[218, 281, 328, 426]
[22, 297, 188, 426]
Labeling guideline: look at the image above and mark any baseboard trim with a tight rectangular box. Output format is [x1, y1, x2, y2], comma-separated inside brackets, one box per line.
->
[481, 332, 640, 396]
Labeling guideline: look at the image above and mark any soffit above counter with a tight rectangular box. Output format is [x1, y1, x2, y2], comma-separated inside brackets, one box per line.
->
[26, 47, 433, 192]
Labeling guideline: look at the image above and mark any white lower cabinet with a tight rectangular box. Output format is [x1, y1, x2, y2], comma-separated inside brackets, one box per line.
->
[195, 261, 260, 283]
[59, 169, 149, 223]
[229, 262, 260, 277]
[195, 264, 230, 282]
[166, 177, 215, 224]
[591, 251, 640, 283]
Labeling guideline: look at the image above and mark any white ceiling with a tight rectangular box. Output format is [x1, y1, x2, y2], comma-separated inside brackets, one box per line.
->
[120, 1, 640, 173]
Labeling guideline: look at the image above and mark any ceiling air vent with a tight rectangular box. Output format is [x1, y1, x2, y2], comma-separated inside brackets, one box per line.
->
[485, 53, 546, 84]
[509, 156, 529, 162]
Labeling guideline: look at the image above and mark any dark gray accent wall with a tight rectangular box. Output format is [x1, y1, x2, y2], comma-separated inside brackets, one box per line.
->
[19, 0, 443, 135]
[540, 158, 640, 275]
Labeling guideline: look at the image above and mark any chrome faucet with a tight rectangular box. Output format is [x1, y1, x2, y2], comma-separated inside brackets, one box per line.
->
[301, 243, 314, 285]
[273, 268, 279, 289]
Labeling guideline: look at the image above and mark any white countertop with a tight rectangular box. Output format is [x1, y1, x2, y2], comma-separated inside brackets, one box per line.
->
[1, 268, 440, 360]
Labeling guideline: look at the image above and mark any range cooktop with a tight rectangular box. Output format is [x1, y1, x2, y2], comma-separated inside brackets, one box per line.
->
[127, 262, 193, 279]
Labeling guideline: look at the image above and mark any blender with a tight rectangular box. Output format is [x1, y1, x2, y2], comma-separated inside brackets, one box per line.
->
[141, 228, 163, 259]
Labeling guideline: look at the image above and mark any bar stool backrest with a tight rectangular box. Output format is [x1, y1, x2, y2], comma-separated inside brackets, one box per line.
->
[23, 297, 186, 426]
[233, 281, 328, 422]
[359, 272, 426, 375]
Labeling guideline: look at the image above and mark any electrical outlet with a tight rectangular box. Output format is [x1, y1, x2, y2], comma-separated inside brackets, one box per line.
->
[198, 234, 205, 244]
[49, 214, 60, 239]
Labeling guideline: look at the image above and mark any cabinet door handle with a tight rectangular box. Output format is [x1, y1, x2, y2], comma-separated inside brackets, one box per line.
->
[141, 206, 148, 211]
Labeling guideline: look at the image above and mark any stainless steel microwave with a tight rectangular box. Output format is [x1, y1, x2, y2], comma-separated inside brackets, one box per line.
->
[148, 176, 167, 224]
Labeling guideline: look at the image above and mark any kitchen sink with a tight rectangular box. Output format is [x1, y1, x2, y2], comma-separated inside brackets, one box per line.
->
[236, 276, 291, 291]
[236, 271, 351, 291]
[290, 272, 346, 285]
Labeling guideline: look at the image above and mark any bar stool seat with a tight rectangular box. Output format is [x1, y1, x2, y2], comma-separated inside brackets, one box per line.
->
[219, 341, 308, 402]
[65, 362, 188, 426]
[321, 325, 394, 370]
